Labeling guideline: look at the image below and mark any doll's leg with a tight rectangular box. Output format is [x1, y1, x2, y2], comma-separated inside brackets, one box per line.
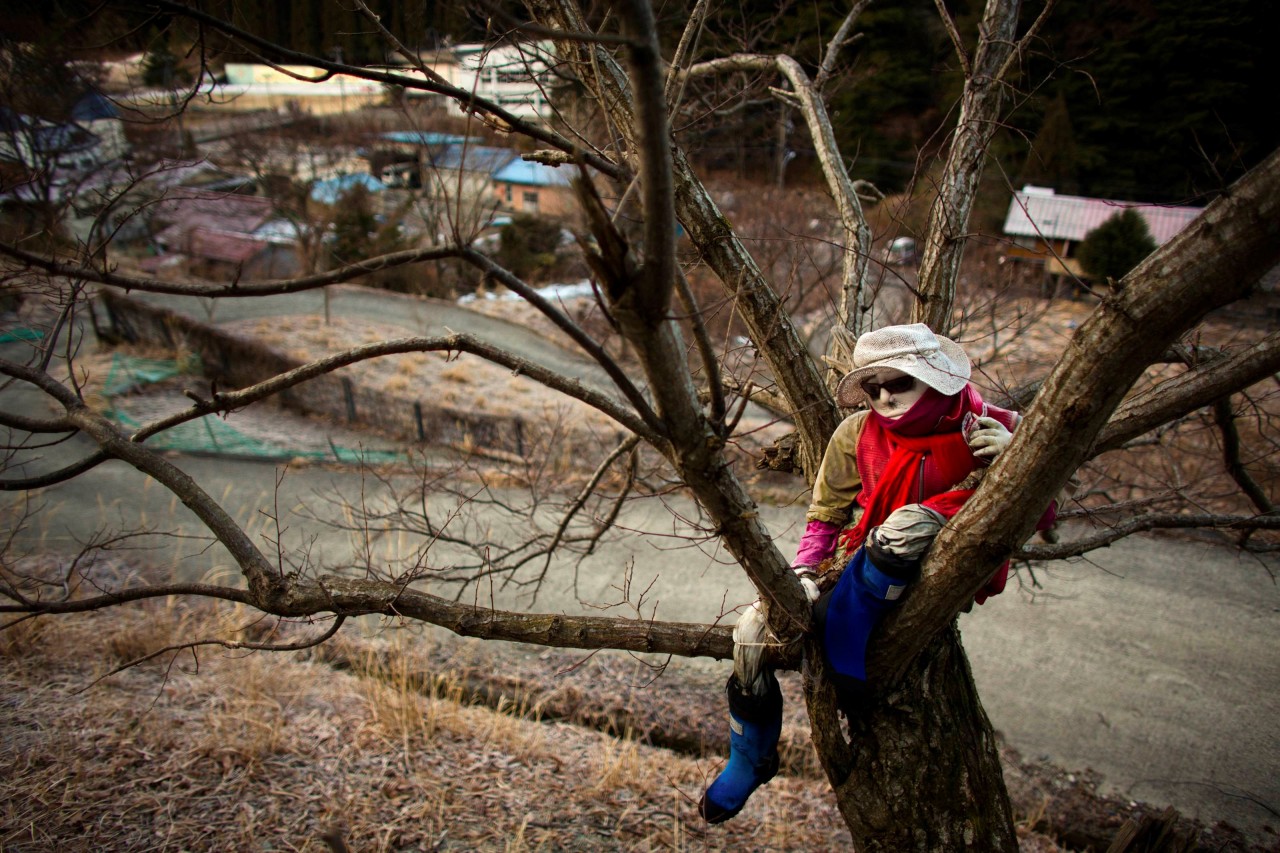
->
[816, 505, 943, 706]
[699, 599, 783, 823]
[698, 569, 816, 822]
[698, 668, 783, 823]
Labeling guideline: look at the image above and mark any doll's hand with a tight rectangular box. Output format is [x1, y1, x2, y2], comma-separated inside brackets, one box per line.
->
[966, 416, 1012, 460]
[793, 565, 822, 603]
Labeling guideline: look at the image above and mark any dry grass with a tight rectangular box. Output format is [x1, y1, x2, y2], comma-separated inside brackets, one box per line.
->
[1, 594, 859, 852]
[225, 314, 616, 427]
[6, 555, 1260, 852]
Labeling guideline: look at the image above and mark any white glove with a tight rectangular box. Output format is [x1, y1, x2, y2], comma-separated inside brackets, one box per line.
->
[732, 568, 820, 695]
[871, 504, 946, 560]
[791, 566, 821, 604]
[966, 416, 1012, 460]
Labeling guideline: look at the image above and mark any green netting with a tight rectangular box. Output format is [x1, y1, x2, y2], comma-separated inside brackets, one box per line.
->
[102, 354, 406, 465]
[102, 353, 188, 396]
[0, 328, 45, 344]
[108, 409, 405, 464]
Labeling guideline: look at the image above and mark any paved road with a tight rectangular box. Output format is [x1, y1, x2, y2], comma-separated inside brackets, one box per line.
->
[4, 302, 1278, 843]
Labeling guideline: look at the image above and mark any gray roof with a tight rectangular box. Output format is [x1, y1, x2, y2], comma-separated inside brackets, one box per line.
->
[432, 144, 516, 175]
[70, 91, 121, 122]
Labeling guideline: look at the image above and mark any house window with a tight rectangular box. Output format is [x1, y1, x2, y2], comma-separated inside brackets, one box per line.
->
[504, 184, 512, 203]
[522, 190, 538, 212]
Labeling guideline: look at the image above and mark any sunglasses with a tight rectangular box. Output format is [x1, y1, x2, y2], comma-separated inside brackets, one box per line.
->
[860, 375, 917, 398]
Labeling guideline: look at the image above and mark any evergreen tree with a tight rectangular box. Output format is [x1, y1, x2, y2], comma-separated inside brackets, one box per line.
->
[1019, 92, 1083, 194]
[1076, 208, 1157, 284]
[328, 184, 379, 266]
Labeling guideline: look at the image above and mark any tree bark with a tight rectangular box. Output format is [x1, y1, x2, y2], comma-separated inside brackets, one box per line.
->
[804, 626, 1018, 852]
[913, 0, 1022, 332]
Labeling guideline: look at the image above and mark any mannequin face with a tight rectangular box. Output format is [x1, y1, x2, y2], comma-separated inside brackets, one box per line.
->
[861, 368, 927, 420]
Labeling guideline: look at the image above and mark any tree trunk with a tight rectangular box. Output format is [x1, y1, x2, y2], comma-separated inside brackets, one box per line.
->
[912, 0, 1021, 332]
[804, 625, 1018, 852]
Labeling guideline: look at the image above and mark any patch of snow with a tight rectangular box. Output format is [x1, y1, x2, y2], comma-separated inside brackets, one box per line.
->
[458, 280, 595, 304]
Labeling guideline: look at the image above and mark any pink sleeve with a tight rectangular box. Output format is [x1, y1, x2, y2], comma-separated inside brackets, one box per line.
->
[793, 519, 840, 568]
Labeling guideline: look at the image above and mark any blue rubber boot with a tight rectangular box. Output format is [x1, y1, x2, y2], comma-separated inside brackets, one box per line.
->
[699, 672, 783, 823]
[815, 541, 919, 707]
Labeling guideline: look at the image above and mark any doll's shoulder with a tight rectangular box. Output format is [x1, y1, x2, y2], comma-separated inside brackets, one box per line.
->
[836, 409, 871, 437]
[829, 410, 871, 451]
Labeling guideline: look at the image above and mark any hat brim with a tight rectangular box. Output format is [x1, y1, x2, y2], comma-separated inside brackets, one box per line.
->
[835, 335, 970, 407]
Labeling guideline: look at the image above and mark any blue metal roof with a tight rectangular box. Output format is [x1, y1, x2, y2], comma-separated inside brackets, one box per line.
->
[492, 158, 573, 188]
[310, 173, 386, 205]
[70, 91, 121, 122]
[381, 131, 480, 147]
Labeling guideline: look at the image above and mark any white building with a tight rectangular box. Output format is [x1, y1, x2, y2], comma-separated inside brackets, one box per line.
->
[421, 42, 556, 121]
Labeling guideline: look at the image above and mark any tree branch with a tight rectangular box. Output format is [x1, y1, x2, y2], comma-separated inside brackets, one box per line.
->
[128, 333, 662, 449]
[879, 145, 1280, 683]
[461, 246, 664, 433]
[1017, 512, 1280, 561]
[913, 0, 1022, 331]
[933, 0, 972, 77]
[0, 582, 254, 616]
[1092, 333, 1280, 456]
[1212, 397, 1276, 515]
[276, 575, 736, 659]
[1, 240, 464, 297]
[815, 0, 873, 90]
[142, 0, 626, 182]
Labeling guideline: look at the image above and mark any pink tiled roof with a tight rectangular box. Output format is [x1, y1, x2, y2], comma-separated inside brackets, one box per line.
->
[152, 191, 274, 235]
[1003, 187, 1202, 246]
[184, 228, 267, 263]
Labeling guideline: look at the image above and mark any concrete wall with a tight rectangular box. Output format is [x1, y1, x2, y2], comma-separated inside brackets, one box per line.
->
[98, 290, 525, 455]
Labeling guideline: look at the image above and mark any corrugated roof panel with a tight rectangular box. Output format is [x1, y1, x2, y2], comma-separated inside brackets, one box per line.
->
[432, 144, 515, 175]
[309, 173, 386, 205]
[492, 158, 572, 187]
[1003, 189, 1202, 245]
[186, 228, 267, 263]
[381, 131, 480, 147]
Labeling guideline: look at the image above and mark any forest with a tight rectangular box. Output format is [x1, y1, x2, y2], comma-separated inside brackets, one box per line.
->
[3, 0, 1275, 203]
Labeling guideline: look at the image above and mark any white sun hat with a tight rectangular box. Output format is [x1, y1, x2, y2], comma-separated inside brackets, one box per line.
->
[835, 323, 972, 407]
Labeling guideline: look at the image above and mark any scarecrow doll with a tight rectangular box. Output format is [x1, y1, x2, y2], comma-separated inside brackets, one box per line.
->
[701, 323, 1053, 823]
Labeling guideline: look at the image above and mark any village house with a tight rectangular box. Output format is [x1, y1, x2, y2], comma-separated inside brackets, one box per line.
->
[141, 191, 299, 280]
[417, 143, 516, 230]
[372, 131, 481, 188]
[415, 42, 555, 122]
[492, 158, 574, 218]
[1002, 185, 1202, 277]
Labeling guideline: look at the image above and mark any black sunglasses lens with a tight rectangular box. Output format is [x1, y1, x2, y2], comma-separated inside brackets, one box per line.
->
[861, 376, 916, 397]
[885, 376, 915, 394]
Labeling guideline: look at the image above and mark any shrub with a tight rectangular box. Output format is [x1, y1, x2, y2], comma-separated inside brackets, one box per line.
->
[1077, 208, 1158, 284]
[497, 214, 564, 281]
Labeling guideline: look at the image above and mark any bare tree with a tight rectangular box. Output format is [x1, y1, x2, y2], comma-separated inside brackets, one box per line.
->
[2, 1, 1278, 849]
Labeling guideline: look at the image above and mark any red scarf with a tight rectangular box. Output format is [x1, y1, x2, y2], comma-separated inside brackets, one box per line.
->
[838, 385, 986, 553]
